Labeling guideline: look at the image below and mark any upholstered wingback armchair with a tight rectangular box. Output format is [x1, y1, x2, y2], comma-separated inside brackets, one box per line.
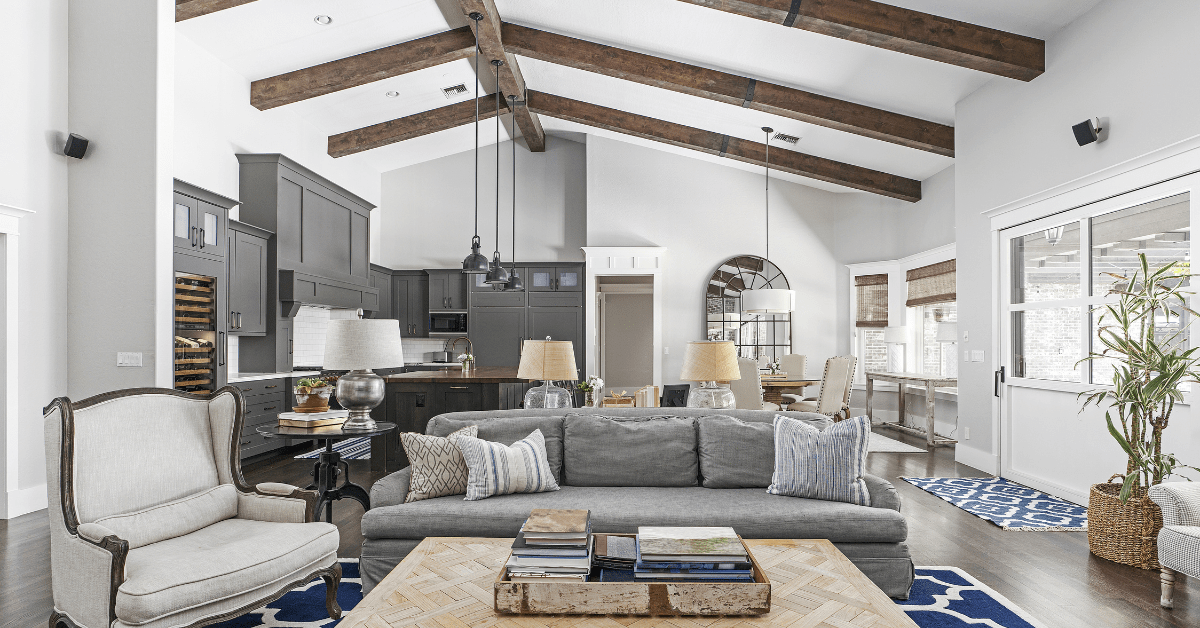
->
[45, 387, 342, 628]
[789, 356, 856, 421]
[1149, 482, 1200, 608]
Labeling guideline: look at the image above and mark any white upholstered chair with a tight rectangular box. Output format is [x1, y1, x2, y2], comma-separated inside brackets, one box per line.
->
[777, 354, 807, 407]
[730, 358, 779, 411]
[790, 356, 856, 421]
[45, 387, 342, 628]
[1149, 483, 1200, 608]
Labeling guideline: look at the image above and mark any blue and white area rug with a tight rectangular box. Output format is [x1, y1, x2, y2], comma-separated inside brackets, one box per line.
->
[207, 561, 1046, 628]
[901, 567, 1048, 627]
[295, 438, 371, 461]
[209, 559, 362, 627]
[903, 476, 1087, 531]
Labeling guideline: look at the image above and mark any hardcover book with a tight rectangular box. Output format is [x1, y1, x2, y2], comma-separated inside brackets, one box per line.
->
[512, 534, 589, 557]
[636, 560, 753, 570]
[522, 509, 591, 535]
[636, 527, 747, 560]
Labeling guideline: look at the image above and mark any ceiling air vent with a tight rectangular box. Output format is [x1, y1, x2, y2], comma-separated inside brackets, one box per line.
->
[441, 83, 469, 99]
[773, 132, 800, 144]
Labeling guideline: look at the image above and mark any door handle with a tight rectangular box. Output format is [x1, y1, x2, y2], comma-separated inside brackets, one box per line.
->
[994, 366, 1005, 398]
[237, 312, 243, 329]
[231, 311, 237, 329]
[449, 386, 469, 389]
[199, 227, 205, 249]
[218, 331, 226, 366]
[263, 406, 277, 411]
[191, 225, 197, 247]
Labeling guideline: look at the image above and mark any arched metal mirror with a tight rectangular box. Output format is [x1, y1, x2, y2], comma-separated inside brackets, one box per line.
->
[705, 255, 792, 363]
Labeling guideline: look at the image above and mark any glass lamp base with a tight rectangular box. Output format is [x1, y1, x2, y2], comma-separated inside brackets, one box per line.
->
[686, 383, 735, 409]
[524, 382, 574, 409]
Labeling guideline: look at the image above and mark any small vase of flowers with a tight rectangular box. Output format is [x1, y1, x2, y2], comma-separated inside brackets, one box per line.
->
[457, 352, 475, 372]
[767, 360, 781, 375]
[577, 376, 604, 407]
[293, 377, 335, 413]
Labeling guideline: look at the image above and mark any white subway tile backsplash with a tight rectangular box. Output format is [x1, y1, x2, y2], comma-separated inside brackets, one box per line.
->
[293, 306, 332, 366]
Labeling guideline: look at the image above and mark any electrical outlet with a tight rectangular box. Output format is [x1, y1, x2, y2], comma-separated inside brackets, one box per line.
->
[117, 352, 143, 367]
[964, 427, 971, 440]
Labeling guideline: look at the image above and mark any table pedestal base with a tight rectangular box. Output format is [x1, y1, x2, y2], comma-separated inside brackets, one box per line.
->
[305, 444, 371, 523]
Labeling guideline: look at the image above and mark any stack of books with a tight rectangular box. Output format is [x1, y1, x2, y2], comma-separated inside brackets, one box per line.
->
[506, 509, 592, 582]
[634, 526, 754, 582]
[277, 410, 347, 429]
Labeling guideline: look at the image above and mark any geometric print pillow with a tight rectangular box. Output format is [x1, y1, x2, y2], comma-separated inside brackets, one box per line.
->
[401, 426, 479, 503]
[767, 415, 871, 506]
[454, 428, 560, 501]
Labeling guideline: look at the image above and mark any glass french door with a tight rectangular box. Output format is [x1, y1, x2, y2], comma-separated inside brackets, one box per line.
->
[998, 175, 1196, 504]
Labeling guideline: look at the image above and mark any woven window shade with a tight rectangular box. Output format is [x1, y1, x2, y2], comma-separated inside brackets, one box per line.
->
[855, 274, 888, 328]
[906, 259, 956, 307]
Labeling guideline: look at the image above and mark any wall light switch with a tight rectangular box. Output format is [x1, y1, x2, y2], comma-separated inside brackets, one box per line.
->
[964, 350, 971, 362]
[117, 352, 143, 367]
[971, 350, 985, 362]
[663, 347, 669, 355]
[962, 331, 969, 342]
[964, 427, 971, 440]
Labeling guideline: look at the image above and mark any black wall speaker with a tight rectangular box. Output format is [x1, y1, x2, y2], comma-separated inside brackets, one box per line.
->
[63, 133, 90, 159]
[1073, 119, 1100, 146]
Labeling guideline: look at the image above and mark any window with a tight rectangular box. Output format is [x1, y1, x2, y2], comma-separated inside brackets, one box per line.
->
[918, 302, 958, 377]
[858, 328, 887, 376]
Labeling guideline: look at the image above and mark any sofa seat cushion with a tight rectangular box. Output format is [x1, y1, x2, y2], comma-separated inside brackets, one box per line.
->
[427, 415, 564, 483]
[116, 518, 338, 625]
[563, 415, 698, 487]
[362, 485, 906, 544]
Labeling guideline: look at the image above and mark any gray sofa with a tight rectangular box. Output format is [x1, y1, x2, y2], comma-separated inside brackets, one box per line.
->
[360, 408, 914, 598]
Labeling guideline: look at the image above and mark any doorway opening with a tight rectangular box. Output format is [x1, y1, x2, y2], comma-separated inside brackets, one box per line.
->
[596, 276, 653, 391]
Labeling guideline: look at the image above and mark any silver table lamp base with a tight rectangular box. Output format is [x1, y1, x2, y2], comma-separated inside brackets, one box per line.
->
[336, 369, 385, 430]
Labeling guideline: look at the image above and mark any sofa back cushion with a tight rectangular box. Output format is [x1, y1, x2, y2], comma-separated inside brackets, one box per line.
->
[93, 484, 238, 549]
[427, 415, 565, 483]
[562, 415, 698, 487]
[696, 416, 776, 488]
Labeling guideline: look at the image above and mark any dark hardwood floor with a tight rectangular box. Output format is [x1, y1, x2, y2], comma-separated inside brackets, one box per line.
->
[3, 430, 1195, 628]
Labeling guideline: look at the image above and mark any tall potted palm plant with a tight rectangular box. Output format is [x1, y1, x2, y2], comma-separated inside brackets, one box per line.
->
[1079, 253, 1199, 569]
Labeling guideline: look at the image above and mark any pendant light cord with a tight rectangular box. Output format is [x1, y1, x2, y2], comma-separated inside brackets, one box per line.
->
[511, 95, 517, 268]
[764, 128, 770, 266]
[495, 64, 501, 258]
[472, 18, 480, 243]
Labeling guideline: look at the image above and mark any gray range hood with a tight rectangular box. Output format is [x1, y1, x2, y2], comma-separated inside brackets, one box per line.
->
[279, 269, 380, 318]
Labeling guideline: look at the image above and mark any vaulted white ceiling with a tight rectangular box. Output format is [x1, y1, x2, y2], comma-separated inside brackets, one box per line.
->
[176, 0, 1105, 196]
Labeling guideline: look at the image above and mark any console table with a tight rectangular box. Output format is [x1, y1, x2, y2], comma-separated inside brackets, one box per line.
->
[865, 371, 957, 448]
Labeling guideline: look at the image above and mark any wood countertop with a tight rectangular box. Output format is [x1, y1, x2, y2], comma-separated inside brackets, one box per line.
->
[383, 367, 525, 383]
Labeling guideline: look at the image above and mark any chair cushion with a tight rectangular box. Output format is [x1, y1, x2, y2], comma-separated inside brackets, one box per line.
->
[402, 426, 478, 503]
[93, 484, 238, 549]
[456, 429, 560, 500]
[1159, 525, 1200, 575]
[427, 415, 564, 483]
[116, 518, 338, 626]
[562, 415, 698, 487]
[361, 485, 907, 544]
[696, 416, 775, 489]
[768, 415, 871, 506]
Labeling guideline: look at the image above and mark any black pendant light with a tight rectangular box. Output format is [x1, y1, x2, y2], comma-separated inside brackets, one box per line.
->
[461, 12, 489, 274]
[505, 94, 524, 291]
[485, 59, 511, 285]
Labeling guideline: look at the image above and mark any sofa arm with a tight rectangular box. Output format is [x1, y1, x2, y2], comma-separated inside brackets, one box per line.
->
[1150, 482, 1200, 527]
[371, 467, 412, 509]
[238, 485, 316, 523]
[864, 474, 902, 512]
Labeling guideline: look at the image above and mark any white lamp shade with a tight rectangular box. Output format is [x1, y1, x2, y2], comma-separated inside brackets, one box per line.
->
[936, 322, 958, 342]
[741, 288, 795, 314]
[883, 326, 907, 344]
[323, 319, 405, 370]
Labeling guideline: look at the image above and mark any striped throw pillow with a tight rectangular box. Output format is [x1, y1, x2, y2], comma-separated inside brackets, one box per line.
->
[401, 426, 479, 503]
[767, 415, 871, 506]
[455, 429, 560, 501]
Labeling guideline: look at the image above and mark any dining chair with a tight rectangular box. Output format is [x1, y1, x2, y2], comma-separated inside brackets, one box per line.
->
[730, 358, 779, 411]
[789, 356, 856, 420]
[778, 354, 807, 407]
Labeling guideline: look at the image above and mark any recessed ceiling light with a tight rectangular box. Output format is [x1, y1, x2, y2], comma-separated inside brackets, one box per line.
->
[314, 15, 332, 25]
[385, 91, 400, 98]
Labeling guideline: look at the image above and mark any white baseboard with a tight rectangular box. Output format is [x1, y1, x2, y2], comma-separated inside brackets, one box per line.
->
[1001, 470, 1090, 506]
[954, 445, 999, 475]
[3, 484, 47, 519]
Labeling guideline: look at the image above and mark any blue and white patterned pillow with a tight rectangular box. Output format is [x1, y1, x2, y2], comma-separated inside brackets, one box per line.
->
[455, 429, 561, 501]
[767, 415, 871, 506]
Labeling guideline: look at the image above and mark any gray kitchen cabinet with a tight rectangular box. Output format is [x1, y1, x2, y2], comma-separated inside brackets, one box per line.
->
[527, 306, 585, 375]
[174, 180, 234, 262]
[227, 222, 271, 336]
[370, 264, 393, 319]
[427, 269, 467, 311]
[527, 265, 583, 292]
[470, 306, 526, 367]
[393, 271, 428, 337]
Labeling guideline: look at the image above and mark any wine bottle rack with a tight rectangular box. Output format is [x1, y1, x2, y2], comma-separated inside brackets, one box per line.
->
[174, 272, 217, 395]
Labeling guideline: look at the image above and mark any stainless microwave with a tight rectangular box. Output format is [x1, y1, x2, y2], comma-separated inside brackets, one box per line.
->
[429, 312, 467, 335]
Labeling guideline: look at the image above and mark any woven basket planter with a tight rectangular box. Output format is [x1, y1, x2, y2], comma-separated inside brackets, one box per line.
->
[1087, 479, 1163, 570]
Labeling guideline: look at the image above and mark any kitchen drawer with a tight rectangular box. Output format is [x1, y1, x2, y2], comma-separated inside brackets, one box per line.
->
[472, 290, 526, 307]
[233, 378, 288, 398]
[246, 395, 286, 417]
[242, 413, 278, 435]
[527, 292, 582, 307]
[236, 433, 272, 458]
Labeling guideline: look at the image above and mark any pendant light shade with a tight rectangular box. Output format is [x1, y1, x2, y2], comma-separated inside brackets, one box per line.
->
[462, 12, 488, 274]
[741, 126, 795, 314]
[504, 94, 524, 292]
[486, 251, 510, 284]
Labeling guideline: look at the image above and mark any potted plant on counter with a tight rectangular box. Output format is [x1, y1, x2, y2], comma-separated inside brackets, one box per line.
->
[577, 376, 604, 407]
[293, 376, 335, 413]
[1079, 253, 1200, 569]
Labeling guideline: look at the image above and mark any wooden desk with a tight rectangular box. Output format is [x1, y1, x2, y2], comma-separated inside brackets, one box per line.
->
[759, 376, 821, 406]
[865, 371, 958, 447]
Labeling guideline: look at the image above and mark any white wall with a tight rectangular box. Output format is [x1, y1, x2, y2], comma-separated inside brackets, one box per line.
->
[174, 33, 381, 219]
[955, 0, 1200, 470]
[0, 0, 69, 516]
[376, 136, 586, 269]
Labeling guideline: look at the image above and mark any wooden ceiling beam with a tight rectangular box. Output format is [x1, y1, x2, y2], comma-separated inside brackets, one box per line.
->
[327, 95, 506, 158]
[176, 0, 260, 21]
[525, 90, 920, 202]
[676, 0, 1044, 81]
[250, 28, 476, 110]
[459, 0, 545, 152]
[502, 23, 953, 156]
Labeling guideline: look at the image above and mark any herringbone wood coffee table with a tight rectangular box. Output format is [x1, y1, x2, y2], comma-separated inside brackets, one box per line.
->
[340, 537, 917, 628]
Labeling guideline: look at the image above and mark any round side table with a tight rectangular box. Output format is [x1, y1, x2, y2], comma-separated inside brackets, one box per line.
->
[257, 422, 397, 523]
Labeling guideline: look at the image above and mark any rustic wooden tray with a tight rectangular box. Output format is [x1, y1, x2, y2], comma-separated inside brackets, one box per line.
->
[494, 535, 770, 616]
